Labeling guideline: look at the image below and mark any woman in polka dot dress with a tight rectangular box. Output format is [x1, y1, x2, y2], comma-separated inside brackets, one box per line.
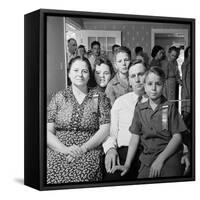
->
[47, 56, 111, 184]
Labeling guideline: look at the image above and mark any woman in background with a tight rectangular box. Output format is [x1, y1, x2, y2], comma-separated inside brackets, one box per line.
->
[94, 57, 115, 92]
[161, 46, 182, 101]
[149, 45, 165, 68]
[181, 46, 191, 130]
[77, 45, 87, 58]
[47, 56, 111, 184]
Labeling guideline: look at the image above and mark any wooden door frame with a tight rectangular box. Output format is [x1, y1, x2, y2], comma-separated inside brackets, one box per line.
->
[151, 28, 189, 50]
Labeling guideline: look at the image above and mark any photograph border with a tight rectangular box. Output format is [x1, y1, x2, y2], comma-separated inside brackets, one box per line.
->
[24, 9, 195, 191]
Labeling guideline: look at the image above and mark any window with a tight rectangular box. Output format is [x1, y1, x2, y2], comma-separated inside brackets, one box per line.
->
[78, 30, 121, 56]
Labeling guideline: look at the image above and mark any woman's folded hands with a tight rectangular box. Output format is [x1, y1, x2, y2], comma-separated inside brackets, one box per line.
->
[65, 144, 88, 163]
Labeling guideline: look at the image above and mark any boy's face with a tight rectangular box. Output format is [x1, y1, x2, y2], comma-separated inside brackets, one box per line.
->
[115, 52, 130, 75]
[144, 72, 163, 100]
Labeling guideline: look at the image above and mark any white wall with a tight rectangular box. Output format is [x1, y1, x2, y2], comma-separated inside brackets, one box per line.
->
[0, 0, 199, 199]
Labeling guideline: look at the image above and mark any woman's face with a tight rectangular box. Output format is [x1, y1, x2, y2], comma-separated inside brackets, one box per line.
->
[95, 64, 111, 88]
[168, 50, 178, 62]
[68, 59, 90, 87]
[144, 72, 163, 101]
[115, 52, 130, 75]
[156, 50, 164, 60]
[78, 47, 85, 57]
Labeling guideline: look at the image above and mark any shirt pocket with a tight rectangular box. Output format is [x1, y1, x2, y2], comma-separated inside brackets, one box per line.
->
[158, 129, 172, 139]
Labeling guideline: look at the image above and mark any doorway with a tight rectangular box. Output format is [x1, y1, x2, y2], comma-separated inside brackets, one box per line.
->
[151, 29, 189, 69]
[151, 29, 189, 112]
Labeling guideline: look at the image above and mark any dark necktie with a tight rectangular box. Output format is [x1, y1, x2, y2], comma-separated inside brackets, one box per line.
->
[137, 95, 142, 105]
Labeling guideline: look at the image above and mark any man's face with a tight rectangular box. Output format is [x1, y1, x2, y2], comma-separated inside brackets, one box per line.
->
[128, 63, 146, 95]
[92, 44, 100, 57]
[68, 39, 77, 54]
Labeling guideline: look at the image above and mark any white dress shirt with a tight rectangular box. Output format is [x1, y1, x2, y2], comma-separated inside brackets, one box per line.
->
[88, 54, 96, 71]
[103, 92, 147, 153]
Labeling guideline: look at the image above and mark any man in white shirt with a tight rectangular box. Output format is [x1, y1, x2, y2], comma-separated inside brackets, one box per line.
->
[67, 38, 77, 65]
[88, 41, 101, 71]
[103, 60, 147, 180]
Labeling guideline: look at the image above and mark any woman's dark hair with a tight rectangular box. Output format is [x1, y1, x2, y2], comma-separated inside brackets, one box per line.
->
[151, 45, 164, 58]
[67, 56, 94, 87]
[144, 66, 166, 83]
[114, 46, 131, 60]
[94, 57, 115, 80]
[168, 46, 178, 53]
[168, 46, 180, 58]
[184, 46, 191, 59]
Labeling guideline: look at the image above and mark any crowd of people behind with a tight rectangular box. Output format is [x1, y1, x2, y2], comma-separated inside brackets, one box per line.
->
[46, 37, 191, 184]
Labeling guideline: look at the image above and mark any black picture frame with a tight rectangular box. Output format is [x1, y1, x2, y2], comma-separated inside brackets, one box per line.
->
[24, 9, 195, 191]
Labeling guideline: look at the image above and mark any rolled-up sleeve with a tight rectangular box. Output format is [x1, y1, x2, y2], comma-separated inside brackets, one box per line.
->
[129, 106, 142, 136]
[105, 83, 116, 106]
[102, 103, 119, 153]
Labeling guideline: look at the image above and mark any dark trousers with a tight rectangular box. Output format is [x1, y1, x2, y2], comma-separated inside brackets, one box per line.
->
[137, 152, 183, 179]
[103, 146, 141, 182]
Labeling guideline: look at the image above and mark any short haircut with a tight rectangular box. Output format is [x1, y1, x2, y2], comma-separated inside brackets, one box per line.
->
[128, 59, 147, 71]
[112, 44, 120, 52]
[78, 45, 85, 49]
[135, 46, 143, 55]
[67, 56, 94, 87]
[151, 45, 164, 58]
[94, 57, 115, 79]
[144, 66, 166, 83]
[91, 41, 101, 49]
[68, 38, 76, 44]
[115, 46, 131, 60]
[168, 46, 178, 53]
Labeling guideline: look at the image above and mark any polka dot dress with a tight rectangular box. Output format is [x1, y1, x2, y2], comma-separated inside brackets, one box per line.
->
[47, 87, 111, 184]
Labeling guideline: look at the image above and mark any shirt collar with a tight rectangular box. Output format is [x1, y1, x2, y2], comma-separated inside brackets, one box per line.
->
[138, 95, 168, 110]
[112, 73, 120, 85]
[64, 85, 95, 99]
[112, 73, 129, 89]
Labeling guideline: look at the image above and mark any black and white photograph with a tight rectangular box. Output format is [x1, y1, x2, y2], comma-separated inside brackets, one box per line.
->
[24, 9, 195, 190]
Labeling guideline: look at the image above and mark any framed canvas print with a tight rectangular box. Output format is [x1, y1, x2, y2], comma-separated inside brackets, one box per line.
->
[24, 9, 195, 190]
